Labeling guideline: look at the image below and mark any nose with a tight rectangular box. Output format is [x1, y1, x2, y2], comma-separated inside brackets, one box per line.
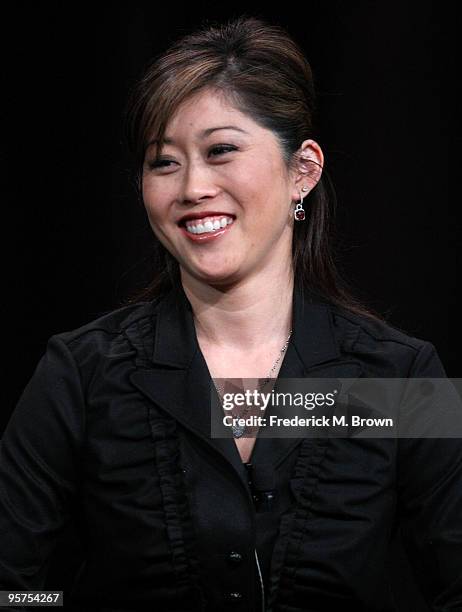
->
[180, 160, 219, 205]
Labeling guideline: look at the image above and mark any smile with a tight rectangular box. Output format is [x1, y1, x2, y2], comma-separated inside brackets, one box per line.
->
[185, 215, 234, 234]
[179, 215, 235, 243]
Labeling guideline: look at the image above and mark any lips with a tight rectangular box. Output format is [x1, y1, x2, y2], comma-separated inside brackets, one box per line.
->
[178, 217, 235, 243]
[177, 211, 236, 226]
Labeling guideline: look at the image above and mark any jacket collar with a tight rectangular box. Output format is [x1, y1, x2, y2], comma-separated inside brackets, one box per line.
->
[149, 282, 341, 372]
[129, 282, 363, 486]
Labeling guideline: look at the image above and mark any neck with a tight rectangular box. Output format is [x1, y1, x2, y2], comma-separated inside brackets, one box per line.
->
[180, 265, 294, 352]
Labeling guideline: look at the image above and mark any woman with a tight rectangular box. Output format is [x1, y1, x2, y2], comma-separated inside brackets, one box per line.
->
[1, 15, 461, 612]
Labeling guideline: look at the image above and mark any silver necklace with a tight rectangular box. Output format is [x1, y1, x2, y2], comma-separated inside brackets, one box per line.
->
[212, 330, 293, 438]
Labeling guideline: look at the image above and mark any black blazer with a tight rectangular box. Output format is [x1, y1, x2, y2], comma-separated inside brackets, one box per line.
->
[1, 283, 461, 612]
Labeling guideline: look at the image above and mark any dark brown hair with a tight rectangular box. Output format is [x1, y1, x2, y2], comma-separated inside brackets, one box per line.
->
[122, 14, 384, 321]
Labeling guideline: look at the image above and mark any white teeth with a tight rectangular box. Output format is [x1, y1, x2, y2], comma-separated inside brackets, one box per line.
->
[185, 216, 234, 235]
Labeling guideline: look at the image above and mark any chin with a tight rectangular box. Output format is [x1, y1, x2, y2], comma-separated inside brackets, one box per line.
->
[186, 264, 243, 287]
[201, 271, 241, 286]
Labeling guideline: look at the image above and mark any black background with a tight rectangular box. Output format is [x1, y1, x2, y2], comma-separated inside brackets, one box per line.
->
[2, 2, 460, 609]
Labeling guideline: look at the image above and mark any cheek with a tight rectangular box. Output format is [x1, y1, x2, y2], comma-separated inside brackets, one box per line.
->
[142, 178, 176, 225]
[142, 201, 168, 243]
[142, 187, 163, 225]
[230, 174, 264, 218]
[142, 200, 158, 226]
[142, 176, 158, 203]
[144, 208, 173, 252]
[238, 160, 286, 210]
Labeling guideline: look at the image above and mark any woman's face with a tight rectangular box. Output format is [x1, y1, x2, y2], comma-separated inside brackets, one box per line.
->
[142, 87, 323, 287]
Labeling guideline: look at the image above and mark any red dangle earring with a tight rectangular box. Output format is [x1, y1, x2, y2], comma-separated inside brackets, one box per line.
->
[294, 186, 309, 221]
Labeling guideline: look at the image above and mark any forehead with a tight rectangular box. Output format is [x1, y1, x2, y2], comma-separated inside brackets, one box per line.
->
[163, 89, 257, 141]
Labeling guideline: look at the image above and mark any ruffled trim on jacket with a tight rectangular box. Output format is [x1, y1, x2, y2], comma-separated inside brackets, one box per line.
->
[267, 437, 330, 611]
[148, 406, 208, 610]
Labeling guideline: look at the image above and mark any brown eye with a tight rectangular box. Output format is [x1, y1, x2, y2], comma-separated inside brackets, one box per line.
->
[147, 144, 237, 170]
[208, 145, 237, 157]
[148, 160, 172, 169]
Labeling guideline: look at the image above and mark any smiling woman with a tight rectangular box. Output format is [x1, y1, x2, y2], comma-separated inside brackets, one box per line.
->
[139, 87, 324, 291]
[1, 13, 462, 612]
[123, 20, 374, 318]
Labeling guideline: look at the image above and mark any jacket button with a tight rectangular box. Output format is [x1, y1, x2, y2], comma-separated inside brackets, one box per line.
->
[227, 551, 243, 564]
[227, 591, 243, 601]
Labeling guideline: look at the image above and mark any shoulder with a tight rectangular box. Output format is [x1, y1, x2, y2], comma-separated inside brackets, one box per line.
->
[326, 302, 446, 377]
[46, 300, 159, 369]
[328, 303, 425, 350]
[55, 300, 154, 341]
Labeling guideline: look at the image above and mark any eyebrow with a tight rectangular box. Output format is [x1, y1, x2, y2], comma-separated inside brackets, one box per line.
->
[148, 126, 249, 146]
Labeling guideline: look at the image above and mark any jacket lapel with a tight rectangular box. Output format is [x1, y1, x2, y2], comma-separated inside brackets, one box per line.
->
[129, 284, 248, 476]
[129, 283, 364, 483]
[251, 286, 364, 468]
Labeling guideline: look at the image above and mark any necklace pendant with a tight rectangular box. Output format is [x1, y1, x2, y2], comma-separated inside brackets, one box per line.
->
[232, 424, 246, 438]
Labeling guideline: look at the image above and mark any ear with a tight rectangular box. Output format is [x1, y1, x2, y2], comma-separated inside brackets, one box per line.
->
[290, 139, 324, 202]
